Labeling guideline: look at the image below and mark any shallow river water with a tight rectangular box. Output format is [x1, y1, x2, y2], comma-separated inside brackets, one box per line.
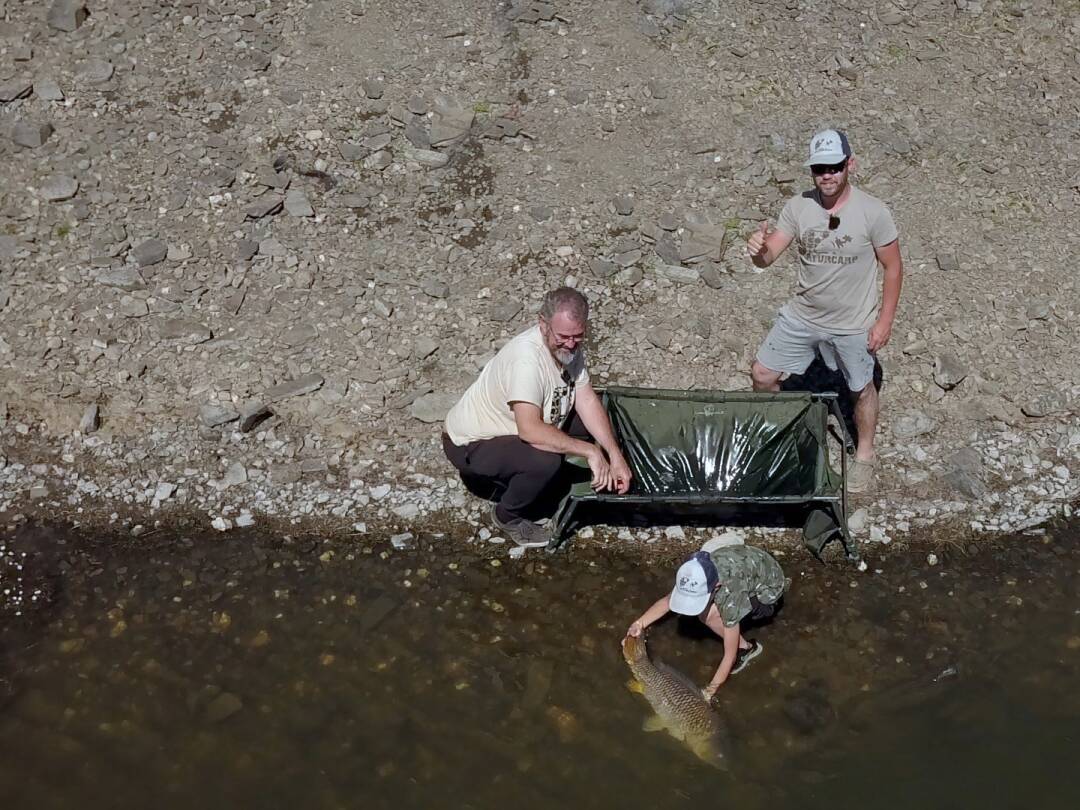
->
[1, 519, 1078, 810]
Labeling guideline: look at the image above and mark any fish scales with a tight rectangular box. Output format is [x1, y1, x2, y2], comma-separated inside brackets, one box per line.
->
[622, 634, 729, 768]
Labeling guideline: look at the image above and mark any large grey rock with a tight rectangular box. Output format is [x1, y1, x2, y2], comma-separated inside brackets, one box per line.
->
[245, 194, 284, 219]
[284, 188, 314, 217]
[204, 692, 243, 724]
[93, 266, 144, 290]
[409, 392, 459, 423]
[933, 353, 967, 390]
[892, 410, 936, 440]
[222, 462, 248, 488]
[47, 0, 88, 32]
[79, 403, 100, 433]
[421, 278, 449, 298]
[199, 403, 239, 427]
[35, 78, 65, 101]
[12, 120, 54, 149]
[403, 145, 449, 168]
[159, 319, 212, 344]
[238, 400, 271, 432]
[0, 80, 33, 102]
[429, 95, 474, 147]
[264, 373, 324, 402]
[1021, 391, 1073, 418]
[133, 238, 167, 267]
[77, 60, 114, 85]
[490, 299, 522, 322]
[280, 324, 317, 346]
[654, 264, 701, 284]
[941, 447, 986, 500]
[41, 174, 78, 202]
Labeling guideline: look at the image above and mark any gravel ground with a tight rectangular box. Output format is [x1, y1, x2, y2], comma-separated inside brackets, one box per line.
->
[1, 1, 1078, 556]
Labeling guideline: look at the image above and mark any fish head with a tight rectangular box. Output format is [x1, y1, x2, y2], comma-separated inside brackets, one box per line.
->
[688, 729, 729, 770]
[621, 634, 647, 665]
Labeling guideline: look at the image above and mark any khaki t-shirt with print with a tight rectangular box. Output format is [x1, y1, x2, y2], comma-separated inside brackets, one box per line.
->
[445, 325, 589, 446]
[776, 186, 898, 335]
[709, 545, 789, 627]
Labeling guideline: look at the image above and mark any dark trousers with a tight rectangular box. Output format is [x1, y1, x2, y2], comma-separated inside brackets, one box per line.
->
[443, 412, 590, 522]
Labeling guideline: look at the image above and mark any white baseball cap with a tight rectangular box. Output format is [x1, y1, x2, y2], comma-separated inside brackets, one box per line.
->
[805, 129, 852, 166]
[668, 552, 718, 616]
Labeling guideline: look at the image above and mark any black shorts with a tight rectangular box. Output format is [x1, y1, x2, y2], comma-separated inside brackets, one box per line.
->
[747, 594, 782, 622]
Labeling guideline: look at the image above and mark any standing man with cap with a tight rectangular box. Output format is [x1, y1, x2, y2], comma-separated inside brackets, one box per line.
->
[625, 545, 788, 699]
[443, 287, 632, 548]
[746, 129, 903, 493]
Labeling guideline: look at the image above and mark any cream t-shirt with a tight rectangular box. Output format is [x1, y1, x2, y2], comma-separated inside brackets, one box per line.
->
[445, 325, 589, 445]
[776, 186, 898, 335]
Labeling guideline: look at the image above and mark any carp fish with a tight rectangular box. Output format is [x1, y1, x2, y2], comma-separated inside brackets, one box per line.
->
[622, 634, 729, 768]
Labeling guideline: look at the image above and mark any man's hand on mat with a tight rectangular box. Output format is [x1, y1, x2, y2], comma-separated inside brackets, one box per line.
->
[586, 447, 614, 491]
[610, 453, 633, 495]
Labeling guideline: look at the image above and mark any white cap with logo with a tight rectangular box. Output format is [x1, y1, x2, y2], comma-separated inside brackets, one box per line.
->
[668, 552, 718, 616]
[805, 129, 852, 166]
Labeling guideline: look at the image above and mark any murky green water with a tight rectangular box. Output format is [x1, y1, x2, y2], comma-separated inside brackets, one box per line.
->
[1, 521, 1078, 809]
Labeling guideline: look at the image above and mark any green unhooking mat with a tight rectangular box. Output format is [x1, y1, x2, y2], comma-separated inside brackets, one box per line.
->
[548, 387, 855, 561]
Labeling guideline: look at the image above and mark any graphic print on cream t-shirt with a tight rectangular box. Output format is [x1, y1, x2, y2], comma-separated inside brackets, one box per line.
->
[444, 325, 589, 446]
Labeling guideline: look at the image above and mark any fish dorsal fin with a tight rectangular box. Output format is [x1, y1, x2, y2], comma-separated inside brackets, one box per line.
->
[642, 716, 666, 733]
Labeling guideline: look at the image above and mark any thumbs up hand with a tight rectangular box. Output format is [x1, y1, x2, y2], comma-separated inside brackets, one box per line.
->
[747, 220, 772, 258]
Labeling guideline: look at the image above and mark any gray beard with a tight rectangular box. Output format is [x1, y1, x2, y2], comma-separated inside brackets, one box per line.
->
[554, 346, 580, 367]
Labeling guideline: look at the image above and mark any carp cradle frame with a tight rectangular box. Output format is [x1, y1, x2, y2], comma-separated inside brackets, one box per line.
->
[547, 386, 856, 563]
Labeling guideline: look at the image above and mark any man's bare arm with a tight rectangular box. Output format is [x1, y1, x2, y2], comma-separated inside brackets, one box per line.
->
[869, 239, 903, 352]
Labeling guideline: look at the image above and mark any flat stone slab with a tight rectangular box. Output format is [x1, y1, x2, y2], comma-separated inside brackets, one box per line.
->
[238, 400, 272, 432]
[77, 60, 114, 85]
[264, 373, 324, 403]
[284, 188, 314, 217]
[41, 174, 78, 202]
[0, 80, 33, 102]
[403, 145, 449, 168]
[12, 120, 54, 149]
[133, 238, 167, 267]
[159, 319, 213, 344]
[280, 324, 317, 346]
[35, 78, 64, 101]
[93, 266, 144, 290]
[409, 392, 459, 423]
[47, 0, 88, 32]
[245, 194, 284, 219]
[654, 264, 701, 284]
[199, 403, 239, 427]
[429, 95, 474, 147]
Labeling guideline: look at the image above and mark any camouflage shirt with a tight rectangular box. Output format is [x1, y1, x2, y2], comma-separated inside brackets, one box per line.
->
[709, 545, 789, 627]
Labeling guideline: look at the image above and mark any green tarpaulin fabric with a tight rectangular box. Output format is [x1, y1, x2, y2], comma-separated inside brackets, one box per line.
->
[549, 387, 854, 561]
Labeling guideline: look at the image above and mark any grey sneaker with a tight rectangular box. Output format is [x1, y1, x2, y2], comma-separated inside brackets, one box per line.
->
[490, 503, 551, 548]
[731, 641, 763, 675]
[847, 458, 876, 494]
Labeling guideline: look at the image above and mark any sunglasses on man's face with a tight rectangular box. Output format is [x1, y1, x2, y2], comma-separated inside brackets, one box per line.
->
[811, 160, 848, 176]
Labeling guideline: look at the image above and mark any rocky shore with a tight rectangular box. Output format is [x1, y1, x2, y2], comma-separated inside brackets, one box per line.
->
[2, 2, 1078, 556]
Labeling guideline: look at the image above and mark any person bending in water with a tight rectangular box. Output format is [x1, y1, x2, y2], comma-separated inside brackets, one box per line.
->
[626, 545, 788, 699]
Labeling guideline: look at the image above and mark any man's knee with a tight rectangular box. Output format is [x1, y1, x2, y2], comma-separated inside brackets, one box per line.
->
[751, 361, 782, 389]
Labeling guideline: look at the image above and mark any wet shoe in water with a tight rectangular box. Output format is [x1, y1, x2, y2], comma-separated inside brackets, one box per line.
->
[490, 503, 551, 548]
[731, 641, 763, 675]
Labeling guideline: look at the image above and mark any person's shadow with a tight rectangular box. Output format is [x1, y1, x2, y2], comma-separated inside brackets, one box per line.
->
[780, 354, 883, 451]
